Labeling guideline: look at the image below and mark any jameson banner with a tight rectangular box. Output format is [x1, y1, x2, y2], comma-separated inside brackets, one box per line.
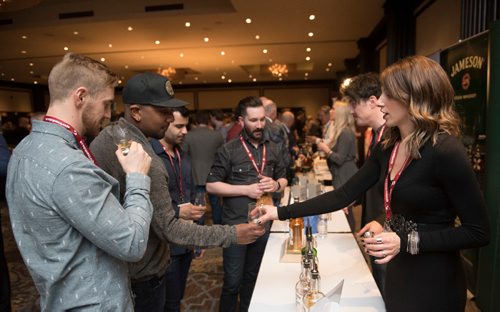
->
[440, 33, 488, 139]
[440, 33, 488, 178]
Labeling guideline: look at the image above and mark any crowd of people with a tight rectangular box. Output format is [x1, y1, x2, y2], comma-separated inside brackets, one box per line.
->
[0, 52, 491, 312]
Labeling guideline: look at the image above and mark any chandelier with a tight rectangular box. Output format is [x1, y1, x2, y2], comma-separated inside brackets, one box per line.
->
[157, 66, 177, 78]
[268, 63, 288, 77]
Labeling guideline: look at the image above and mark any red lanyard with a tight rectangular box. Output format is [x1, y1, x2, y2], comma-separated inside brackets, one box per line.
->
[44, 116, 97, 165]
[239, 135, 266, 176]
[384, 141, 411, 220]
[162, 144, 184, 201]
[367, 125, 386, 157]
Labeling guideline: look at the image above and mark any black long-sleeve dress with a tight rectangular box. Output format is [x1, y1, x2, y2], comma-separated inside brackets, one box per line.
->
[278, 134, 490, 312]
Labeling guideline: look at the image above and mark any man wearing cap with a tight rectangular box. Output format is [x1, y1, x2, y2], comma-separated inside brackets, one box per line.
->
[90, 72, 265, 312]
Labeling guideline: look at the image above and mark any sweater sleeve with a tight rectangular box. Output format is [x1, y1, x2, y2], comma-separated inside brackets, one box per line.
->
[327, 129, 356, 166]
[278, 149, 381, 220]
[418, 136, 490, 252]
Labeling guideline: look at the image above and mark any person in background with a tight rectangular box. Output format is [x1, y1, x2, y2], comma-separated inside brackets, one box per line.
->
[210, 109, 228, 141]
[6, 53, 154, 311]
[343, 72, 387, 295]
[207, 96, 288, 312]
[257, 56, 490, 312]
[184, 110, 225, 224]
[150, 106, 205, 311]
[306, 104, 331, 140]
[279, 111, 299, 183]
[0, 130, 11, 312]
[90, 72, 265, 312]
[316, 100, 358, 231]
[226, 106, 244, 142]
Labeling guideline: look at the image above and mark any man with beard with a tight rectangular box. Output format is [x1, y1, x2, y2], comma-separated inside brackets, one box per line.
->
[6, 53, 154, 311]
[207, 96, 288, 312]
[90, 73, 265, 312]
[150, 106, 205, 311]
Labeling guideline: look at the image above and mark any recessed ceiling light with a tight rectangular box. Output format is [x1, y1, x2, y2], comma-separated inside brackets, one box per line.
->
[325, 68, 330, 72]
[21, 50, 27, 54]
[29, 70, 34, 74]
[100, 58, 106, 62]
[124, 65, 129, 69]
[118, 80, 122, 84]
[221, 75, 226, 80]
[262, 49, 268, 54]
[155, 40, 160, 45]
[128, 26, 133, 31]
[306, 47, 311, 52]
[228, 79, 232, 83]
[108, 43, 113, 48]
[305, 56, 311, 61]
[279, 77, 283, 81]
[185, 22, 191, 27]
[252, 78, 257, 82]
[305, 73, 309, 76]
[21, 35, 27, 39]
[245, 18, 252, 24]
[194, 77, 199, 81]
[10, 78, 15, 81]
[73, 31, 79, 35]
[63, 47, 69, 51]
[255, 35, 260, 40]
[204, 37, 209, 42]
[220, 51, 225, 56]
[180, 53, 184, 58]
[29, 63, 34, 66]
[249, 75, 253, 78]
[328, 62, 332, 67]
[179, 81, 183, 85]
[34, 81, 38, 84]
[308, 32, 314, 37]
[309, 15, 316, 20]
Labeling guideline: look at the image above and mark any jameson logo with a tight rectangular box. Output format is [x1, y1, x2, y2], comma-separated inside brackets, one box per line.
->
[450, 56, 485, 77]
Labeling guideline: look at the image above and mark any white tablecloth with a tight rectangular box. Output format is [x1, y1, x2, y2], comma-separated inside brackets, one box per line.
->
[250, 233, 386, 312]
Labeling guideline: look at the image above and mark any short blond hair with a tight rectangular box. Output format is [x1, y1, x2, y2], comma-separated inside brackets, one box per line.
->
[48, 53, 118, 104]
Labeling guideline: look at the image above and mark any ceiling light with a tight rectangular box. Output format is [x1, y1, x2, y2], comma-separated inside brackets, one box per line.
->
[309, 15, 316, 20]
[118, 80, 122, 84]
[245, 18, 252, 24]
[155, 40, 160, 45]
[204, 37, 209, 42]
[63, 47, 68, 51]
[308, 32, 314, 37]
[158, 67, 176, 78]
[269, 63, 288, 77]
[325, 68, 330, 72]
[305, 56, 311, 61]
[279, 77, 283, 81]
[185, 22, 191, 27]
[306, 47, 311, 52]
[249, 75, 253, 78]
[29, 70, 34, 74]
[221, 75, 226, 80]
[21, 35, 27, 39]
[179, 81, 183, 85]
[73, 31, 79, 35]
[305, 73, 309, 76]
[100, 58, 105, 62]
[10, 78, 15, 81]
[220, 51, 225, 56]
[180, 53, 184, 58]
[108, 43, 113, 48]
[328, 62, 332, 67]
[255, 35, 260, 40]
[194, 77, 199, 81]
[228, 79, 232, 83]
[34, 81, 38, 84]
[29, 63, 34, 66]
[252, 78, 257, 82]
[21, 50, 27, 54]
[262, 49, 268, 54]
[124, 65, 129, 69]
[127, 26, 133, 31]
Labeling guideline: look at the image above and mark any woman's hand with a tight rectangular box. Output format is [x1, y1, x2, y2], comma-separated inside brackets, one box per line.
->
[359, 221, 401, 264]
[316, 141, 330, 153]
[256, 204, 278, 224]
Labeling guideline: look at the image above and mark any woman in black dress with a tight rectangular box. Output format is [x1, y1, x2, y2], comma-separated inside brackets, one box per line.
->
[257, 55, 490, 312]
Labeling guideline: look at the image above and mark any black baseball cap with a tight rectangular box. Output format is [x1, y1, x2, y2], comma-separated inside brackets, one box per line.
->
[122, 72, 187, 107]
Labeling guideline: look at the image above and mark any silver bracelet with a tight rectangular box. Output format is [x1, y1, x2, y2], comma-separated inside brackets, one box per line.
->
[407, 230, 420, 255]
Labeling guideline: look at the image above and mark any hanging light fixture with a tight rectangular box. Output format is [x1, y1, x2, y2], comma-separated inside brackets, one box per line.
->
[268, 63, 288, 77]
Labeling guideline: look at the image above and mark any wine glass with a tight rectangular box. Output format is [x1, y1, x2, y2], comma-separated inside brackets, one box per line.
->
[112, 124, 131, 155]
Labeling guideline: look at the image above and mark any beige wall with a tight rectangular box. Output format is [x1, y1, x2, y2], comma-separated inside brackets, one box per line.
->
[416, 0, 461, 56]
[0, 88, 32, 112]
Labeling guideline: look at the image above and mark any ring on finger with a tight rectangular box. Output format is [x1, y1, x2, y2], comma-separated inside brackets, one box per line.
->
[382, 251, 387, 258]
[376, 237, 383, 244]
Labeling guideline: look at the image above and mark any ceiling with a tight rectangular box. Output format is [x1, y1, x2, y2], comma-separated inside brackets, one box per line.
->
[0, 0, 384, 87]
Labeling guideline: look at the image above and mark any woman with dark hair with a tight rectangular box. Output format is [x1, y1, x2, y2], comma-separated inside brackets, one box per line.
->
[257, 56, 490, 311]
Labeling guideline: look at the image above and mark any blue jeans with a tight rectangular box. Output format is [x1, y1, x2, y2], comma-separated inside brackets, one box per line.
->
[219, 231, 270, 312]
[132, 274, 167, 312]
[164, 252, 193, 312]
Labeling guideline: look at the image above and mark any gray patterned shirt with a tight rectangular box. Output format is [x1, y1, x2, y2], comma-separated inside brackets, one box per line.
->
[6, 120, 153, 311]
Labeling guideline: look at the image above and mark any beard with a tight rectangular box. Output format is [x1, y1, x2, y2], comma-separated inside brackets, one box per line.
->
[81, 105, 105, 137]
[244, 126, 264, 142]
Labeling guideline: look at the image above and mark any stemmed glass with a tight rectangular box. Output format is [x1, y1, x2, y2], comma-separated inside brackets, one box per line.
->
[112, 124, 131, 156]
